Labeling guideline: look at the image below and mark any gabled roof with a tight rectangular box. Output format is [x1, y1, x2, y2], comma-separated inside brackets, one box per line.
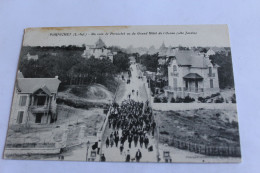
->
[183, 73, 203, 80]
[95, 38, 106, 49]
[32, 85, 52, 96]
[17, 78, 61, 94]
[173, 50, 211, 68]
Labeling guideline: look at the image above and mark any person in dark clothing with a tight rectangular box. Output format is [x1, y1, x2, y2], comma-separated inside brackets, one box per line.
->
[135, 149, 142, 162]
[134, 134, 138, 147]
[120, 143, 124, 154]
[106, 137, 109, 148]
[144, 136, 149, 149]
[128, 135, 132, 148]
[125, 150, 131, 162]
[139, 135, 144, 148]
[115, 134, 119, 147]
[100, 154, 106, 162]
[120, 136, 125, 145]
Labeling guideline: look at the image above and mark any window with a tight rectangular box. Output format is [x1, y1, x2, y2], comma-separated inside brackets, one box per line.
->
[16, 111, 24, 124]
[35, 113, 43, 123]
[209, 67, 212, 76]
[37, 96, 46, 106]
[210, 79, 214, 88]
[173, 65, 177, 71]
[19, 96, 27, 106]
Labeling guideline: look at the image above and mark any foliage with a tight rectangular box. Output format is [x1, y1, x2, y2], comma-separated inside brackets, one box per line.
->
[209, 53, 235, 89]
[170, 97, 175, 103]
[113, 51, 130, 72]
[18, 46, 130, 92]
[198, 97, 206, 103]
[175, 97, 183, 103]
[162, 97, 168, 103]
[215, 96, 224, 103]
[139, 53, 159, 72]
[231, 94, 236, 103]
[183, 96, 195, 103]
[154, 97, 161, 103]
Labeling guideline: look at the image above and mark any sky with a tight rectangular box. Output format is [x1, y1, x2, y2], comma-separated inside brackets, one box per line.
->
[23, 25, 231, 48]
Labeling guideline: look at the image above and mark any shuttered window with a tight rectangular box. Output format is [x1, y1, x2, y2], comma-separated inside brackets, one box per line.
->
[210, 79, 214, 88]
[19, 96, 27, 106]
[17, 111, 24, 124]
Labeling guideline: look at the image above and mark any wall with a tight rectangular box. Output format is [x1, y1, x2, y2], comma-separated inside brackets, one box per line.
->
[152, 102, 237, 111]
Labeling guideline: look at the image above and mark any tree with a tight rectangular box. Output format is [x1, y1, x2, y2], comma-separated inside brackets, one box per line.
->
[209, 53, 235, 89]
[113, 52, 130, 72]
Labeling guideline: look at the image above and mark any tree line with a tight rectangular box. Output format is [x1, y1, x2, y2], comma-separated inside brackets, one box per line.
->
[18, 46, 130, 91]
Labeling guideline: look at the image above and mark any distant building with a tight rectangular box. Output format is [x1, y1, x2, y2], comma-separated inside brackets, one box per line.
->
[10, 71, 61, 125]
[82, 38, 115, 62]
[26, 53, 38, 61]
[206, 49, 216, 57]
[129, 56, 136, 64]
[165, 50, 220, 99]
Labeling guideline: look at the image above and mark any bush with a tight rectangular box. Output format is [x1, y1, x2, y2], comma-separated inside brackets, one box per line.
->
[160, 131, 169, 135]
[231, 120, 238, 128]
[211, 92, 220, 98]
[170, 97, 175, 103]
[162, 97, 168, 103]
[231, 94, 236, 103]
[175, 97, 183, 103]
[183, 96, 195, 103]
[198, 97, 206, 103]
[215, 96, 224, 103]
[154, 97, 161, 103]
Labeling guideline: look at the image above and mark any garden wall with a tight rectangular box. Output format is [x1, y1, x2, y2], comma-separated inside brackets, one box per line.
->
[152, 103, 237, 111]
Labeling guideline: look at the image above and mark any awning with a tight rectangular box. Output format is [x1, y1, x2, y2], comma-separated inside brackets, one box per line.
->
[183, 73, 203, 80]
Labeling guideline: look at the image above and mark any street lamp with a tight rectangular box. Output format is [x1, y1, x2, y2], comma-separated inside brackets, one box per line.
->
[86, 141, 90, 161]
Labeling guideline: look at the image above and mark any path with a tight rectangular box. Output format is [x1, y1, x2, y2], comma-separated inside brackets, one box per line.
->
[101, 63, 158, 162]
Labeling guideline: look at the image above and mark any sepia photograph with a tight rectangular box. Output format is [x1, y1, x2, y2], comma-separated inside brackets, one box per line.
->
[3, 25, 241, 163]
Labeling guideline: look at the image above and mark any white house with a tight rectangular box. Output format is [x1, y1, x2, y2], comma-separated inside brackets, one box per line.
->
[26, 53, 38, 61]
[206, 49, 216, 57]
[165, 50, 220, 99]
[82, 38, 114, 62]
[10, 71, 61, 125]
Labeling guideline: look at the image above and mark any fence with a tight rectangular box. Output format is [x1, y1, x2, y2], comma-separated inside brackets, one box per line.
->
[5, 142, 56, 149]
[161, 136, 241, 157]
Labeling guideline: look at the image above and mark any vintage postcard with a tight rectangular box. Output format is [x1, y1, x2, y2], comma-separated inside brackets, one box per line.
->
[3, 25, 241, 163]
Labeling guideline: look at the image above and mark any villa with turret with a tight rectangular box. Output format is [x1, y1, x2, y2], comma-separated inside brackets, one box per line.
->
[82, 38, 115, 62]
[164, 50, 220, 99]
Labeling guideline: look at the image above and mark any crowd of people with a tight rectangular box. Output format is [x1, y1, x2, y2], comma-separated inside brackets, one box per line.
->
[104, 99, 156, 162]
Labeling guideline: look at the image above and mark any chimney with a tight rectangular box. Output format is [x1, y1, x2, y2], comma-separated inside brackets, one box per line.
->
[55, 76, 59, 79]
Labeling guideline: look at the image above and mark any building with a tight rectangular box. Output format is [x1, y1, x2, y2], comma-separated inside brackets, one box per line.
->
[164, 50, 220, 99]
[10, 71, 61, 125]
[26, 53, 38, 61]
[206, 49, 216, 57]
[82, 38, 115, 62]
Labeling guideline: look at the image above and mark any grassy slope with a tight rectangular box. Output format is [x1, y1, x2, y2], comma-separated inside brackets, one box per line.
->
[154, 109, 240, 147]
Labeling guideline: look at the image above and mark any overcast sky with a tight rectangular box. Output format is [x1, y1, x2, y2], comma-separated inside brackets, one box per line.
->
[23, 25, 231, 48]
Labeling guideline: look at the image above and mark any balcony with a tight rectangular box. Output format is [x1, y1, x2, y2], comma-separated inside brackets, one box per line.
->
[208, 73, 215, 77]
[183, 87, 204, 93]
[29, 105, 50, 113]
[170, 72, 179, 77]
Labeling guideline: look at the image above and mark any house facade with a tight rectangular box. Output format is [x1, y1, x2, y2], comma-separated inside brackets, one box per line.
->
[10, 71, 61, 125]
[165, 50, 220, 99]
[82, 38, 115, 62]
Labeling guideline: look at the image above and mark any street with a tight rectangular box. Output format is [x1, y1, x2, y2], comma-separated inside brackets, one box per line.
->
[101, 63, 158, 162]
